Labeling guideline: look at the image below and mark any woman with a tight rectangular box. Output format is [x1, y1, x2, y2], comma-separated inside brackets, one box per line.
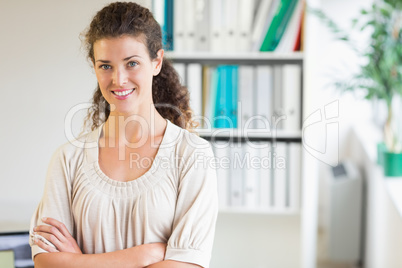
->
[29, 2, 218, 268]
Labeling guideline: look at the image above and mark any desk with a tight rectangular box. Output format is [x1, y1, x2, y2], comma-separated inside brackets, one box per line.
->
[350, 124, 402, 268]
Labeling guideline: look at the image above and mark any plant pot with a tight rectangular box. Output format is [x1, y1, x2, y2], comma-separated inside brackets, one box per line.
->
[383, 151, 402, 177]
[377, 142, 387, 165]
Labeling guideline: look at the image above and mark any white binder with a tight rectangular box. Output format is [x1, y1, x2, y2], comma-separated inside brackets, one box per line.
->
[238, 0, 255, 52]
[273, 142, 287, 210]
[209, 0, 224, 52]
[194, 0, 210, 51]
[230, 143, 244, 207]
[213, 140, 230, 209]
[187, 63, 203, 123]
[222, 0, 239, 52]
[243, 142, 260, 208]
[172, 63, 186, 85]
[273, 65, 284, 130]
[282, 64, 301, 131]
[183, 0, 196, 51]
[289, 142, 301, 210]
[238, 65, 255, 130]
[259, 141, 272, 209]
[152, 0, 165, 30]
[255, 65, 273, 130]
[173, 0, 185, 52]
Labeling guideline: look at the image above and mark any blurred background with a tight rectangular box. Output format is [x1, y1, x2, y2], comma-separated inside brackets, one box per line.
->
[1, 0, 401, 267]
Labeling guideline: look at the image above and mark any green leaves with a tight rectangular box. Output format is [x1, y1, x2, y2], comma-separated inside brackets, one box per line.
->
[309, 1, 402, 108]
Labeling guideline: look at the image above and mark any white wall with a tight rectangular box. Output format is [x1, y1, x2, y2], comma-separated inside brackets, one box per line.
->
[309, 0, 376, 265]
[307, 0, 375, 164]
[0, 0, 151, 230]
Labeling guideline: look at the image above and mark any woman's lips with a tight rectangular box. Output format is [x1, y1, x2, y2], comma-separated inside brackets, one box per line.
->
[112, 88, 135, 99]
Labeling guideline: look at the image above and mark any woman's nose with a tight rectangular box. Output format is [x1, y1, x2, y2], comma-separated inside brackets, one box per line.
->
[113, 68, 128, 86]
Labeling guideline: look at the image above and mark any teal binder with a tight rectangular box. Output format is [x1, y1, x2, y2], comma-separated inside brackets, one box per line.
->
[213, 65, 239, 128]
[164, 0, 174, 50]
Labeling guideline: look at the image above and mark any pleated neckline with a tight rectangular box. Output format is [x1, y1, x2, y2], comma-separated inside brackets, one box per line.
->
[82, 118, 182, 196]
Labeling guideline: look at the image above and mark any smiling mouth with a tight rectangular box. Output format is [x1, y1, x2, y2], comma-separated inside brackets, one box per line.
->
[112, 89, 135, 97]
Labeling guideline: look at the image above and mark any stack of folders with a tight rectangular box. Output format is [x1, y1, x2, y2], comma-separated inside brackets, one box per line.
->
[173, 63, 301, 131]
[153, 0, 305, 52]
[212, 141, 302, 212]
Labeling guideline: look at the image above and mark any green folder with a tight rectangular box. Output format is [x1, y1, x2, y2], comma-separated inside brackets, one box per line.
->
[0, 250, 15, 268]
[260, 0, 298, 51]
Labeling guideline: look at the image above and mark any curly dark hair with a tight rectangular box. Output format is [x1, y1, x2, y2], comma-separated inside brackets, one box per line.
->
[82, 1, 198, 131]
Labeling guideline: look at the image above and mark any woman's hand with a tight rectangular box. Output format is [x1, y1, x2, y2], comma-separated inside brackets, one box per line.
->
[33, 217, 82, 254]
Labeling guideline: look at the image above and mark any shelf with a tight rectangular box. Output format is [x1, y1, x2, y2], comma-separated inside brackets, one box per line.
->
[165, 51, 304, 65]
[219, 207, 300, 216]
[196, 128, 302, 142]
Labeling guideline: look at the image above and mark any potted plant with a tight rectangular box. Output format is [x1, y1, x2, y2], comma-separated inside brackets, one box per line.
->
[310, 0, 402, 176]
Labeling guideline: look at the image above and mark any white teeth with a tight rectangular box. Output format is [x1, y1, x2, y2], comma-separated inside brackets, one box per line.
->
[114, 89, 134, 96]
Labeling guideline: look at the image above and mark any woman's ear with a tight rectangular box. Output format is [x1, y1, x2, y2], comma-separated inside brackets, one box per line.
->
[153, 49, 164, 76]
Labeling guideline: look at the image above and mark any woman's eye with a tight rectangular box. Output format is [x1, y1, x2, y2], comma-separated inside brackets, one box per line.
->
[100, 65, 111, 70]
[128, 61, 138, 67]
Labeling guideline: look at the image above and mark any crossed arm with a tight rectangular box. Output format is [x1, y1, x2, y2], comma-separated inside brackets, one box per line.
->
[33, 218, 201, 268]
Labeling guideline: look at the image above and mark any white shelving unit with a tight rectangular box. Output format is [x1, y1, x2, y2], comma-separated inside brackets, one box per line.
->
[195, 128, 302, 140]
[218, 207, 300, 216]
[166, 51, 304, 62]
[166, 51, 304, 66]
[168, 51, 315, 268]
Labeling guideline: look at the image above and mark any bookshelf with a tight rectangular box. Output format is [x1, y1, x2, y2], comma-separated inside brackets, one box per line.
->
[168, 51, 304, 210]
[196, 129, 302, 141]
[165, 51, 304, 64]
[155, 0, 315, 267]
[218, 206, 300, 216]
[168, 51, 307, 268]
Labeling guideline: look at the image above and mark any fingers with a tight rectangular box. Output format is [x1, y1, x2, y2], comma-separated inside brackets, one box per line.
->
[34, 231, 64, 250]
[33, 217, 82, 254]
[34, 225, 66, 246]
[42, 217, 72, 238]
[33, 235, 59, 253]
[35, 224, 65, 239]
[33, 217, 69, 251]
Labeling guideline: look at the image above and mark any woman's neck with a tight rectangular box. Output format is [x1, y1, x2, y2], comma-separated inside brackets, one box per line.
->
[102, 108, 167, 146]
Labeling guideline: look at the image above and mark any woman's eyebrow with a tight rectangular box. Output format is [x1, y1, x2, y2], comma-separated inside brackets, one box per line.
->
[123, 55, 141, 61]
[95, 59, 111, 63]
[95, 55, 141, 63]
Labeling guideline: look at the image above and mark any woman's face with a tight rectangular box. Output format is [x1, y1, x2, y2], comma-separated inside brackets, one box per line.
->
[93, 35, 163, 116]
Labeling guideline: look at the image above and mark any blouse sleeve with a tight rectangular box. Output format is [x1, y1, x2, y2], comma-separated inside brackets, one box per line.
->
[29, 145, 75, 259]
[165, 143, 219, 268]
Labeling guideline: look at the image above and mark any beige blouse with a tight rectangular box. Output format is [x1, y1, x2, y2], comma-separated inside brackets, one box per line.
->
[29, 119, 218, 268]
